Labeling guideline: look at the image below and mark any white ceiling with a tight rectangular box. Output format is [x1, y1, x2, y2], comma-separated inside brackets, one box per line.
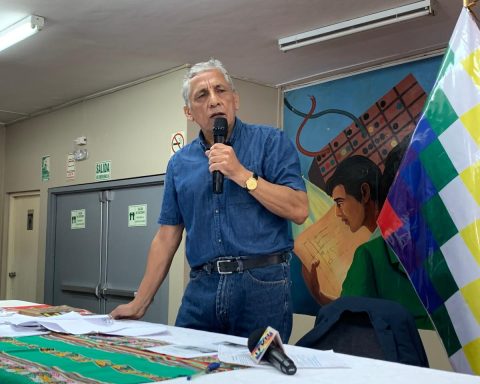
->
[0, 0, 463, 126]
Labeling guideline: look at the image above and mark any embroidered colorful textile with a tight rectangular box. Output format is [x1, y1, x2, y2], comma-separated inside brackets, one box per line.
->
[0, 333, 226, 383]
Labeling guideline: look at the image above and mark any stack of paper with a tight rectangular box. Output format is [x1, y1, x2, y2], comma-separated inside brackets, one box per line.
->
[0, 311, 168, 337]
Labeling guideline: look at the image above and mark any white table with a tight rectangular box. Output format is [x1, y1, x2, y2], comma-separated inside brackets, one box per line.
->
[1, 301, 478, 384]
[161, 325, 479, 384]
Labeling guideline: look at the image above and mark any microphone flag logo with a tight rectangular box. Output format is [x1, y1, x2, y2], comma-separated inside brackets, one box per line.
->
[250, 326, 285, 363]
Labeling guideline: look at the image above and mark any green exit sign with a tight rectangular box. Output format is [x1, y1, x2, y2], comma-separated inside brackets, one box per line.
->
[95, 160, 111, 181]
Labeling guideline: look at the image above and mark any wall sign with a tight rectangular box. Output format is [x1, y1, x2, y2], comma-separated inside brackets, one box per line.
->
[128, 204, 147, 227]
[41, 155, 51, 181]
[95, 160, 111, 181]
[171, 131, 185, 155]
[66, 153, 76, 180]
[71, 209, 86, 229]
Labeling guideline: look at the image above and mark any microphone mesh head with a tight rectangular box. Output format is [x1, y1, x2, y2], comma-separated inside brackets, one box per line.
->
[213, 117, 228, 138]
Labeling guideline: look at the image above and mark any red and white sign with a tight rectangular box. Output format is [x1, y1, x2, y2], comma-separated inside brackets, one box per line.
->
[171, 131, 185, 154]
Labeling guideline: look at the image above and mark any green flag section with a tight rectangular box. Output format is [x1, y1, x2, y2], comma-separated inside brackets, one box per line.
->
[378, 7, 480, 374]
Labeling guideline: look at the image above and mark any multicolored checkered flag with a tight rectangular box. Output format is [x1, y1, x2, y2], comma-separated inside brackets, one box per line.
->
[378, 7, 480, 374]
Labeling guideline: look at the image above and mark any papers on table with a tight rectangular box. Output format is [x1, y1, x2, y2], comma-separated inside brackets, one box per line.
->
[146, 326, 247, 358]
[0, 311, 168, 337]
[147, 325, 246, 346]
[145, 325, 348, 369]
[218, 344, 350, 369]
[146, 325, 247, 358]
[147, 344, 219, 358]
[0, 324, 49, 337]
[106, 320, 168, 337]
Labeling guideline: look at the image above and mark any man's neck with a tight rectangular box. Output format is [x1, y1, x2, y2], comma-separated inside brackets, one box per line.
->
[364, 201, 379, 233]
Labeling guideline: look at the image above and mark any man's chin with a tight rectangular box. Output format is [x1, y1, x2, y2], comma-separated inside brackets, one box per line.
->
[342, 221, 354, 232]
[348, 224, 360, 233]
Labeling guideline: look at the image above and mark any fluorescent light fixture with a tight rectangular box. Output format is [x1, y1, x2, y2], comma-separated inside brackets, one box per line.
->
[0, 15, 45, 53]
[279, 0, 433, 52]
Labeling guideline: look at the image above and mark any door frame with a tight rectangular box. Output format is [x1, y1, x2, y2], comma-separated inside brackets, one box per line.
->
[44, 175, 166, 305]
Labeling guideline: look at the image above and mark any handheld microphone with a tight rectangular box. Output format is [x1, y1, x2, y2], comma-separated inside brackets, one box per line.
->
[248, 327, 297, 375]
[212, 117, 228, 194]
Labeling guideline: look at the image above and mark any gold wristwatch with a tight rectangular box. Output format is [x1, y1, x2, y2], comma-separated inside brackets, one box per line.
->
[245, 172, 258, 192]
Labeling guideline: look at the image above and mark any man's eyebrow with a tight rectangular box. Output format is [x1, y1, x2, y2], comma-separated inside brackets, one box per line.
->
[333, 198, 344, 203]
[193, 87, 208, 96]
[194, 86, 208, 93]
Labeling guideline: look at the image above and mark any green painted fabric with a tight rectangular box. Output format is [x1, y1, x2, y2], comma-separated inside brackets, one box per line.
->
[341, 236, 433, 330]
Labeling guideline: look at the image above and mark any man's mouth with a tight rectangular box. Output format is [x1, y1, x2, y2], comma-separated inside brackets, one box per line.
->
[210, 113, 225, 119]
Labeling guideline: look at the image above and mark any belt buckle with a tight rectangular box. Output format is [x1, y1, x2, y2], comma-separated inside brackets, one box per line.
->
[216, 259, 239, 274]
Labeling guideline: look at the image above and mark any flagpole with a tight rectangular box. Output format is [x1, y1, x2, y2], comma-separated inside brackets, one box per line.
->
[465, 0, 479, 22]
[464, 0, 478, 8]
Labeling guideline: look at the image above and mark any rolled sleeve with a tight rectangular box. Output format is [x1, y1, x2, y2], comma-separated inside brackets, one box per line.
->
[158, 157, 183, 226]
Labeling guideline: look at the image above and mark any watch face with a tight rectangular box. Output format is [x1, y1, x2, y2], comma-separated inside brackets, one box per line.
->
[246, 177, 258, 191]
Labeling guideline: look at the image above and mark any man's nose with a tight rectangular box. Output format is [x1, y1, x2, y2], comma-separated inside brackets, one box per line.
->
[208, 92, 220, 107]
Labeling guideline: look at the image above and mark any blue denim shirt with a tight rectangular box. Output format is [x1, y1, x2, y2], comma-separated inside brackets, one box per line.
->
[159, 118, 306, 267]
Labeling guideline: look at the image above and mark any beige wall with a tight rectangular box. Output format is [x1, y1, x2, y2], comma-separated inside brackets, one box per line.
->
[0, 68, 280, 326]
[235, 80, 282, 128]
[4, 70, 186, 192]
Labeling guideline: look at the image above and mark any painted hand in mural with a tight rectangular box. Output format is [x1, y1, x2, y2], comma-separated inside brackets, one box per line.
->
[301, 259, 322, 305]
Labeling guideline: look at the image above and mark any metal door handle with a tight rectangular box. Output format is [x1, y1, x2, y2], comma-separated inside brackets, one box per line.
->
[8, 272, 16, 278]
[101, 288, 136, 298]
[61, 284, 100, 299]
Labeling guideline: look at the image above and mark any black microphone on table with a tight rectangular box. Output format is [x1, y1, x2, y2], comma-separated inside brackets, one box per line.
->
[248, 327, 297, 375]
[212, 117, 228, 194]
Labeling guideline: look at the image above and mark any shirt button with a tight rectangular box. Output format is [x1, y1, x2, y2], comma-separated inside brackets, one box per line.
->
[215, 209, 219, 214]
[218, 239, 222, 243]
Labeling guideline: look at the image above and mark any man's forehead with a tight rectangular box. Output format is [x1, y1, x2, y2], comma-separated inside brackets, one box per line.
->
[332, 184, 347, 198]
[190, 70, 229, 90]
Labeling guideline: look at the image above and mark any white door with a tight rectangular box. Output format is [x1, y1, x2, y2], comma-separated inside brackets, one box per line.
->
[6, 192, 40, 301]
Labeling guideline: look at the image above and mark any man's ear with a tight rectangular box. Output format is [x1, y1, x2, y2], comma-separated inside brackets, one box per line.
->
[184, 106, 194, 121]
[361, 182, 371, 204]
[234, 92, 240, 111]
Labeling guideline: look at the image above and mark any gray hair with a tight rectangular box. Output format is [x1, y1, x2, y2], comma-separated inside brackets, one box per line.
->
[182, 58, 235, 106]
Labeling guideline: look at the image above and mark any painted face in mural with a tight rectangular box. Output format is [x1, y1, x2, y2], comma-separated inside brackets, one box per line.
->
[331, 184, 367, 233]
[183, 69, 239, 144]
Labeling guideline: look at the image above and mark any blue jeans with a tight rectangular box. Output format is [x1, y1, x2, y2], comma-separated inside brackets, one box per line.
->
[175, 257, 293, 343]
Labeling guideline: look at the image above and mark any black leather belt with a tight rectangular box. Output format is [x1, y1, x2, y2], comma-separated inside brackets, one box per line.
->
[195, 252, 289, 274]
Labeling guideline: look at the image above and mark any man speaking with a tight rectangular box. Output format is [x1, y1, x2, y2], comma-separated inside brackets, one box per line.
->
[110, 58, 308, 342]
